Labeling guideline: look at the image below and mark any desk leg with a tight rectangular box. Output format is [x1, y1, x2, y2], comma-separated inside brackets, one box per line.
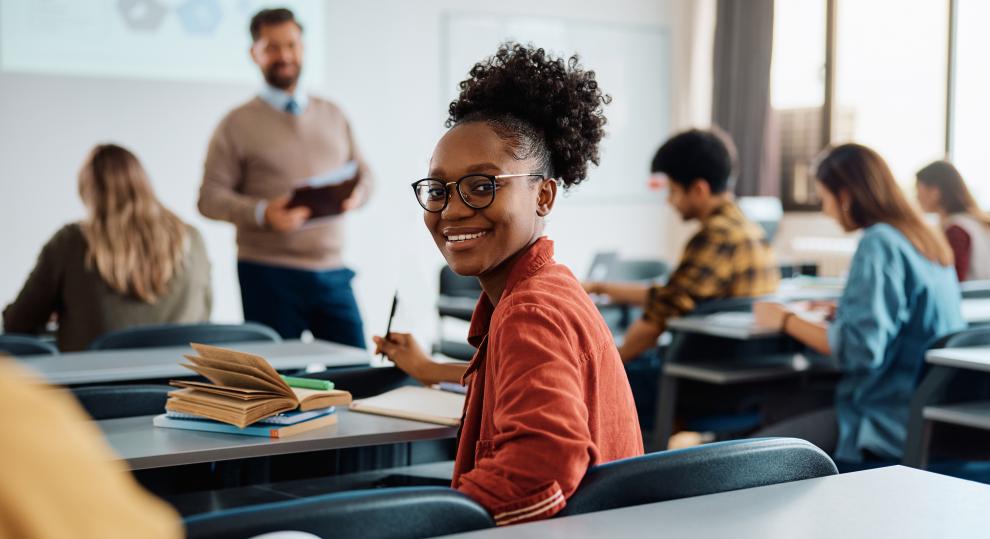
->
[651, 372, 679, 452]
[903, 365, 954, 468]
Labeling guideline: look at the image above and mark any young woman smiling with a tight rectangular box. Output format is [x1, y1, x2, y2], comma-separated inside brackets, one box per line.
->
[373, 43, 642, 525]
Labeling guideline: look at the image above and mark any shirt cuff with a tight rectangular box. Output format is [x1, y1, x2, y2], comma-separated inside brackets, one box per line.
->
[255, 200, 268, 228]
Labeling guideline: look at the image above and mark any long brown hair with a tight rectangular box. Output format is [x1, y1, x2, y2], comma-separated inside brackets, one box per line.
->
[78, 144, 188, 303]
[916, 160, 990, 227]
[815, 144, 953, 266]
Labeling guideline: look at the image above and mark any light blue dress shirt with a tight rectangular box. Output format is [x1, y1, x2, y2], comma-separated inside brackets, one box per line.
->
[828, 223, 966, 461]
[259, 84, 309, 115]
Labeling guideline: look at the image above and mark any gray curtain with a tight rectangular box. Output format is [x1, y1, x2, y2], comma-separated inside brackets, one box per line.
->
[712, 0, 776, 197]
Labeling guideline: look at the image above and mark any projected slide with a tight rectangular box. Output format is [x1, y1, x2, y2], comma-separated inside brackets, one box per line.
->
[0, 0, 326, 84]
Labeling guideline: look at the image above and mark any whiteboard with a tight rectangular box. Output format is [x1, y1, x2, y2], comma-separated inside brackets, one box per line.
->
[0, 0, 327, 85]
[442, 12, 670, 203]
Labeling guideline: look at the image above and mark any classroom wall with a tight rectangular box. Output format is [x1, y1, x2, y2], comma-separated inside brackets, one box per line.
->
[0, 0, 712, 347]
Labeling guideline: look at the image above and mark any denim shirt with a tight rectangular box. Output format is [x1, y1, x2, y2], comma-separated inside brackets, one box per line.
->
[828, 223, 965, 461]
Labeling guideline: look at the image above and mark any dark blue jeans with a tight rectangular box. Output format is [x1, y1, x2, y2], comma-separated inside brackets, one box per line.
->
[238, 261, 366, 349]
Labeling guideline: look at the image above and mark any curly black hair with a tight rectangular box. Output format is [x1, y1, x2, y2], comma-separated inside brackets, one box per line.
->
[447, 42, 610, 189]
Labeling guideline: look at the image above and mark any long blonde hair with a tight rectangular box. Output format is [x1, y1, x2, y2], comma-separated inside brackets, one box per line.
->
[78, 144, 187, 303]
[815, 144, 953, 266]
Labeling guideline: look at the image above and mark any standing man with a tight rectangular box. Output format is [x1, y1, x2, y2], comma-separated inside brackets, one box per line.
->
[199, 8, 372, 348]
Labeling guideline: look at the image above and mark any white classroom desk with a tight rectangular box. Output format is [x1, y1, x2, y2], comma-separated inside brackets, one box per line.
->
[926, 346, 990, 372]
[918, 346, 990, 434]
[16, 339, 371, 385]
[669, 297, 990, 341]
[100, 409, 458, 471]
[441, 466, 990, 539]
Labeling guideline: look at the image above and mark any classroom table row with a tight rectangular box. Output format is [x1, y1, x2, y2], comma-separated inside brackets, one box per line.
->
[442, 466, 990, 539]
[15, 339, 371, 385]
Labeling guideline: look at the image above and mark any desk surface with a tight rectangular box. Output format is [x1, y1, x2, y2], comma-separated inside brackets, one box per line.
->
[17, 339, 370, 385]
[100, 409, 458, 470]
[926, 346, 990, 372]
[670, 298, 990, 340]
[442, 466, 990, 538]
[962, 298, 990, 324]
[663, 353, 818, 384]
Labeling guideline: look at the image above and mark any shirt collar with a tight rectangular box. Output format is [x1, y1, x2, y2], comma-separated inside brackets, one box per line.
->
[466, 236, 555, 347]
[259, 84, 308, 115]
[700, 198, 737, 226]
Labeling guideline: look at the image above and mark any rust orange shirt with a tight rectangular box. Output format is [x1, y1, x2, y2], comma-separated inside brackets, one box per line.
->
[452, 237, 643, 526]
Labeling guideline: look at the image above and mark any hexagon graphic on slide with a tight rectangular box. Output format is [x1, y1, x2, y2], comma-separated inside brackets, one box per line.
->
[117, 0, 167, 32]
[177, 0, 223, 36]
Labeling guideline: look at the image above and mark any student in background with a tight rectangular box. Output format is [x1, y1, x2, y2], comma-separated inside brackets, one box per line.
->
[373, 43, 642, 525]
[3, 144, 211, 351]
[583, 129, 780, 362]
[198, 8, 373, 347]
[916, 160, 990, 281]
[754, 144, 965, 462]
[0, 358, 180, 538]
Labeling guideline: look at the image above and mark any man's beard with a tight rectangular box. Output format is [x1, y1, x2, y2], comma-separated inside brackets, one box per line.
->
[264, 62, 301, 90]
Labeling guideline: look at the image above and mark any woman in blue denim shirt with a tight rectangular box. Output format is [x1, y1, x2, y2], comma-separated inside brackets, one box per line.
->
[754, 144, 966, 462]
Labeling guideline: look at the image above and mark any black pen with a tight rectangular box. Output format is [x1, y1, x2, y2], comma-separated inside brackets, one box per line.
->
[381, 291, 398, 361]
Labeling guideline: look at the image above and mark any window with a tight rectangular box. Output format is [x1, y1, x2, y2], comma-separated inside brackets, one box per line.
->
[950, 0, 990, 206]
[833, 0, 949, 186]
[770, 0, 828, 209]
[772, 0, 958, 210]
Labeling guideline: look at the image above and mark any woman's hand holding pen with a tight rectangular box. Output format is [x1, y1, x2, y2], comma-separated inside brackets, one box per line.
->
[373, 332, 433, 384]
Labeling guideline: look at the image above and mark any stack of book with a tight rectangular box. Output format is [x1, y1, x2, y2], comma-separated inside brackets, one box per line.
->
[152, 343, 352, 438]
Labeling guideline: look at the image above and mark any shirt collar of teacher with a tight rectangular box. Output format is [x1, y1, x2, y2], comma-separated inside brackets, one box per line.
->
[259, 84, 309, 116]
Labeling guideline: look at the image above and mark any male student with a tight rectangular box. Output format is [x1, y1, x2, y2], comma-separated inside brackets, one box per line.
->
[584, 128, 780, 362]
[198, 8, 373, 348]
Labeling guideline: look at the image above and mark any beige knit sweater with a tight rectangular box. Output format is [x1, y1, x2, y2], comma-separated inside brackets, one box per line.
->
[198, 96, 373, 269]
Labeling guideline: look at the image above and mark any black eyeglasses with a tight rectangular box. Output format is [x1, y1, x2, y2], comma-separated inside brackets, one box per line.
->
[411, 173, 544, 213]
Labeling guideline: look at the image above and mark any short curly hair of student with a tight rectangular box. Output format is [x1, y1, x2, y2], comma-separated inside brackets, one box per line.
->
[446, 42, 611, 189]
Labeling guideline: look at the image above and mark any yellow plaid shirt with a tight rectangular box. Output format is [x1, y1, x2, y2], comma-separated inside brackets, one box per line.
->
[644, 200, 780, 329]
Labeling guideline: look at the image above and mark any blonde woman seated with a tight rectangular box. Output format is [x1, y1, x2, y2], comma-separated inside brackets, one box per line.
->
[3, 144, 212, 351]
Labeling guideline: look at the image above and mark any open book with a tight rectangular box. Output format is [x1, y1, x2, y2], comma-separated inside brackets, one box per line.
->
[349, 386, 465, 426]
[166, 343, 352, 428]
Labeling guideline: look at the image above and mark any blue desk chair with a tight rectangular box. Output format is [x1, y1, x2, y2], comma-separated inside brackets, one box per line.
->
[0, 334, 58, 356]
[88, 322, 280, 350]
[961, 280, 990, 299]
[183, 486, 494, 539]
[72, 385, 172, 420]
[560, 437, 837, 517]
[435, 266, 482, 361]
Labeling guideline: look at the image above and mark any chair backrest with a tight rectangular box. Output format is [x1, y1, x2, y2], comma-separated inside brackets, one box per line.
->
[926, 327, 990, 404]
[87, 322, 281, 350]
[71, 385, 172, 420]
[559, 438, 837, 517]
[0, 334, 58, 357]
[605, 259, 670, 283]
[183, 487, 494, 539]
[945, 327, 990, 348]
[439, 266, 482, 299]
[961, 280, 990, 299]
